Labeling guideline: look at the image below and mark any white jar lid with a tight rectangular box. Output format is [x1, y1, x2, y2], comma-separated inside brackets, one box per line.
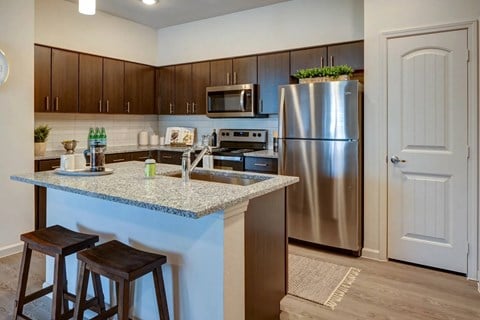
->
[145, 159, 156, 164]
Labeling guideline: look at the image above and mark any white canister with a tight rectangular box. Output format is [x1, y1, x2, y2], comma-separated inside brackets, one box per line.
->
[202, 155, 214, 169]
[138, 131, 149, 146]
[60, 154, 75, 171]
[159, 136, 165, 146]
[150, 134, 159, 146]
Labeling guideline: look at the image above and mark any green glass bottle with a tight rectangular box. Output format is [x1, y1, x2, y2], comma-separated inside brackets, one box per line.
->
[100, 127, 107, 147]
[88, 127, 95, 147]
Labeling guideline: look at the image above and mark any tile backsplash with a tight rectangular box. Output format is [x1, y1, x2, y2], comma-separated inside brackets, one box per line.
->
[35, 113, 159, 151]
[35, 113, 279, 151]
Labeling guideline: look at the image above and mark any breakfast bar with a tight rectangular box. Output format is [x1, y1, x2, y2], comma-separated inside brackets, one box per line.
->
[11, 162, 298, 320]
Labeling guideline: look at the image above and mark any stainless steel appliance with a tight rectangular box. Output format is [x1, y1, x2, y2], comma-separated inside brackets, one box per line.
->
[210, 129, 268, 171]
[278, 81, 363, 253]
[206, 84, 265, 118]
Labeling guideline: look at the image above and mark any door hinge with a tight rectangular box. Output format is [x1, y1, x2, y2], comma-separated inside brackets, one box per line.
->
[466, 242, 470, 255]
[466, 49, 470, 62]
[467, 145, 470, 159]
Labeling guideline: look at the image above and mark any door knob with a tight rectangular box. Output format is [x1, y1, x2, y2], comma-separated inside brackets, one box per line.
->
[390, 156, 406, 164]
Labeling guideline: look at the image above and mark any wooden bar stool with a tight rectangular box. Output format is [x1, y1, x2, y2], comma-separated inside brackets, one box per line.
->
[13, 225, 105, 320]
[74, 240, 170, 320]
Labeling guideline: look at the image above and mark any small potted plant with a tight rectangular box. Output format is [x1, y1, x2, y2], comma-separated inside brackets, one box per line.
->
[293, 65, 354, 83]
[34, 124, 51, 156]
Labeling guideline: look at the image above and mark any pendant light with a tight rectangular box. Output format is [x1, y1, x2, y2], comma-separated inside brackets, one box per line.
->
[142, 0, 159, 5]
[79, 0, 96, 15]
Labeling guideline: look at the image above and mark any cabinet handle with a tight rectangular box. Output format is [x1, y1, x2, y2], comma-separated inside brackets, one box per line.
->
[330, 56, 334, 66]
[162, 155, 173, 159]
[55, 97, 59, 111]
[126, 101, 130, 113]
[233, 72, 237, 85]
[137, 156, 149, 160]
[259, 99, 263, 113]
[254, 163, 268, 167]
[45, 96, 50, 111]
[112, 158, 125, 162]
[186, 102, 190, 114]
[226, 72, 230, 85]
[192, 102, 196, 114]
[320, 56, 324, 68]
[106, 100, 110, 113]
[98, 100, 102, 113]
[169, 103, 174, 114]
[51, 165, 61, 169]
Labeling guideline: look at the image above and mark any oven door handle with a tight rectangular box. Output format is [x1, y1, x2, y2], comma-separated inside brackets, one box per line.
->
[213, 155, 243, 162]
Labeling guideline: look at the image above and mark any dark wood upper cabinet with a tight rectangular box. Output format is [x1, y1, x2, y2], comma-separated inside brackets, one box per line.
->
[103, 58, 125, 114]
[232, 56, 257, 84]
[124, 62, 155, 114]
[34, 45, 51, 112]
[211, 57, 256, 86]
[257, 52, 290, 114]
[174, 64, 191, 115]
[327, 41, 364, 71]
[290, 46, 327, 75]
[191, 61, 210, 114]
[157, 66, 175, 115]
[79, 54, 103, 113]
[51, 49, 79, 113]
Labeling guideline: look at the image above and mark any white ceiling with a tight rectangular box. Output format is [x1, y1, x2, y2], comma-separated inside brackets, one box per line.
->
[66, 0, 290, 29]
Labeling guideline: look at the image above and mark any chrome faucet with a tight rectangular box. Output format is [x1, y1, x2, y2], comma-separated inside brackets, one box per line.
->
[182, 145, 212, 183]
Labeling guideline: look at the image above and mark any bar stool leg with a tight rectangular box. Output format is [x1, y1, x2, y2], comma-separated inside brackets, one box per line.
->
[61, 262, 70, 314]
[117, 279, 130, 320]
[13, 243, 32, 318]
[91, 272, 106, 313]
[153, 267, 170, 320]
[73, 261, 90, 320]
[52, 254, 65, 319]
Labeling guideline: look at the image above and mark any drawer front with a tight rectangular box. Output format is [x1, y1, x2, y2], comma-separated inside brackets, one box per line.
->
[130, 151, 151, 161]
[105, 153, 131, 164]
[245, 157, 278, 174]
[158, 151, 182, 165]
[36, 159, 61, 172]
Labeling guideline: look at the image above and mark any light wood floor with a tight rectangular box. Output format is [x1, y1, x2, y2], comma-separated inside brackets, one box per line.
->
[1, 245, 479, 320]
[281, 244, 480, 320]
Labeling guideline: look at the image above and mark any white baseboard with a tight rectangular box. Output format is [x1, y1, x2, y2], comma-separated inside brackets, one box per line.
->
[361, 247, 386, 261]
[0, 242, 23, 259]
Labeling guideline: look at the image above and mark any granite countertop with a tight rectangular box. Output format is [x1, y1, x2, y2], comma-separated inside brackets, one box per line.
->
[244, 150, 278, 159]
[11, 162, 298, 219]
[35, 145, 193, 161]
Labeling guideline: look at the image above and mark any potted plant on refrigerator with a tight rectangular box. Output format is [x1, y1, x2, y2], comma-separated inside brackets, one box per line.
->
[34, 124, 51, 156]
[293, 65, 354, 83]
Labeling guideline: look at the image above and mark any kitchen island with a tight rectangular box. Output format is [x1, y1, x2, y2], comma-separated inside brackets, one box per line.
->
[11, 162, 298, 320]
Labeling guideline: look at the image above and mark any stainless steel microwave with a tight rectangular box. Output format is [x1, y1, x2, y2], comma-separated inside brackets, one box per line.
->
[206, 84, 263, 118]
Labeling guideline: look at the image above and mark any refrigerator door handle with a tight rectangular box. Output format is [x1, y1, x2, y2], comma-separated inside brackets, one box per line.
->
[278, 87, 286, 139]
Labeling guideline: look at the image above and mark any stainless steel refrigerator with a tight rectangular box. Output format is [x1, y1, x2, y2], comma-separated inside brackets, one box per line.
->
[278, 80, 363, 253]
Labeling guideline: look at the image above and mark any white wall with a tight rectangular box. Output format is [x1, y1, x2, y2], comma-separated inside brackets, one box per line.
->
[363, 0, 480, 266]
[0, 1, 35, 257]
[35, 0, 158, 65]
[157, 0, 364, 65]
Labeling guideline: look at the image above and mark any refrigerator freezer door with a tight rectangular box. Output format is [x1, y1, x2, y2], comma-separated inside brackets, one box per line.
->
[278, 81, 361, 140]
[279, 139, 362, 251]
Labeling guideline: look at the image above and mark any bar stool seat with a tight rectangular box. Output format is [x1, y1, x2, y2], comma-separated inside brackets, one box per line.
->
[13, 225, 104, 320]
[74, 240, 170, 320]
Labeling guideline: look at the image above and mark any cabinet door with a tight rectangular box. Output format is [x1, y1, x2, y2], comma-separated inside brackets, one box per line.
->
[174, 64, 191, 115]
[130, 151, 151, 161]
[232, 56, 257, 84]
[327, 41, 364, 70]
[157, 66, 175, 115]
[257, 52, 290, 114]
[105, 152, 131, 164]
[210, 59, 232, 86]
[125, 62, 155, 114]
[290, 46, 327, 74]
[158, 151, 182, 165]
[103, 58, 125, 114]
[79, 54, 103, 113]
[51, 49, 78, 112]
[191, 61, 210, 114]
[34, 45, 51, 112]
[245, 157, 278, 174]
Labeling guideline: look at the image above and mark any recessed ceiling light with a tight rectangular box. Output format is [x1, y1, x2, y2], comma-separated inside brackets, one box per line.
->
[141, 0, 159, 5]
[79, 0, 96, 15]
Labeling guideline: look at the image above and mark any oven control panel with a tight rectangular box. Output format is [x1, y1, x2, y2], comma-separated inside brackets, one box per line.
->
[218, 129, 268, 143]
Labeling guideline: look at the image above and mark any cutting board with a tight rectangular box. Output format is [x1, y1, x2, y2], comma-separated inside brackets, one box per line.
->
[165, 127, 195, 146]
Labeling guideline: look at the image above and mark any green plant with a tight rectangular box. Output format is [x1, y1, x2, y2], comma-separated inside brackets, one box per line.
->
[293, 65, 354, 79]
[34, 125, 51, 143]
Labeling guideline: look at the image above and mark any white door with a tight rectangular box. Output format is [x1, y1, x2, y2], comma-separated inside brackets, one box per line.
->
[387, 29, 469, 273]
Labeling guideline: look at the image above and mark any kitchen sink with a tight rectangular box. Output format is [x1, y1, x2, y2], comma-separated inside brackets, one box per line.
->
[165, 171, 270, 186]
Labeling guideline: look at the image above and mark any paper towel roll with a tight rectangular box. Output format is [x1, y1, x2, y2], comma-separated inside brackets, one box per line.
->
[138, 131, 149, 146]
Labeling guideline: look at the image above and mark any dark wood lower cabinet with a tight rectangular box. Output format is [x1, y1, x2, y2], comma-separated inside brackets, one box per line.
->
[245, 188, 286, 319]
[245, 157, 278, 174]
[34, 159, 61, 230]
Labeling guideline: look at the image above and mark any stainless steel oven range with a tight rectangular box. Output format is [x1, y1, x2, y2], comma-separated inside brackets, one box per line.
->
[211, 129, 268, 171]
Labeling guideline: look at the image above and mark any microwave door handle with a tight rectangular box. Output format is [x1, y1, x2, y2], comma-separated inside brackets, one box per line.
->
[240, 90, 245, 111]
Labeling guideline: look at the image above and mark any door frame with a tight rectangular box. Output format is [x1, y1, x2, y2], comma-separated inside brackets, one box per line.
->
[378, 20, 478, 279]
